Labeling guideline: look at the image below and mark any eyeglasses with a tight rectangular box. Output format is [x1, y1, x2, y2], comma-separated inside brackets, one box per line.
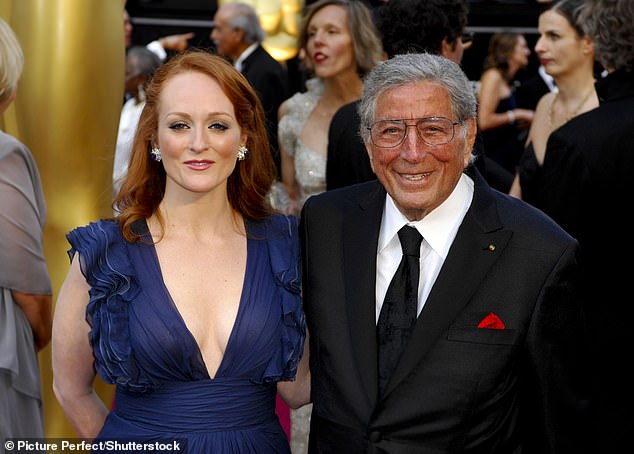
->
[462, 31, 474, 46]
[368, 117, 462, 148]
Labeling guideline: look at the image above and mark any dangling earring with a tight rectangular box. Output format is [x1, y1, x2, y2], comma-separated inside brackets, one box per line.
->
[150, 147, 162, 162]
[237, 145, 248, 161]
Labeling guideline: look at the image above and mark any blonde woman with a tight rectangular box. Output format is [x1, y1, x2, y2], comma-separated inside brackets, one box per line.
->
[0, 18, 52, 439]
[278, 0, 382, 216]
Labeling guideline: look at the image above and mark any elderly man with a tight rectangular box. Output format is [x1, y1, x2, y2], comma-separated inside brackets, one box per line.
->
[301, 53, 590, 453]
[211, 2, 288, 173]
[326, 0, 509, 194]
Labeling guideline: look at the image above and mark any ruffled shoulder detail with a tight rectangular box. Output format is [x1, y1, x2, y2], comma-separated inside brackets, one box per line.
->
[252, 215, 306, 382]
[66, 220, 152, 392]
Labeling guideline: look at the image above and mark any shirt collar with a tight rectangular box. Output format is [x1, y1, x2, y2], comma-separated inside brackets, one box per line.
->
[378, 173, 474, 258]
[234, 43, 259, 72]
[538, 65, 557, 93]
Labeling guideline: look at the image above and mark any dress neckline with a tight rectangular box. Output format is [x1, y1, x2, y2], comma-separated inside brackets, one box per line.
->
[139, 218, 251, 380]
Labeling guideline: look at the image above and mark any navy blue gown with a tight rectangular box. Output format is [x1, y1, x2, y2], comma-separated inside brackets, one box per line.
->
[481, 95, 525, 174]
[66, 215, 305, 453]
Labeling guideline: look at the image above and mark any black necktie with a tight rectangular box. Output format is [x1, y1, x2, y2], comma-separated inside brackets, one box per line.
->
[377, 225, 422, 396]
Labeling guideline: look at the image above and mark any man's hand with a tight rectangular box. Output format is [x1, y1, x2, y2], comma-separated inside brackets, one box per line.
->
[159, 32, 195, 53]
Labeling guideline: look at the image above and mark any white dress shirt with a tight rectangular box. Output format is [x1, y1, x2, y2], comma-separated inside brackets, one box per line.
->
[113, 97, 145, 196]
[375, 173, 474, 323]
[538, 64, 558, 93]
[233, 43, 258, 72]
[145, 40, 167, 62]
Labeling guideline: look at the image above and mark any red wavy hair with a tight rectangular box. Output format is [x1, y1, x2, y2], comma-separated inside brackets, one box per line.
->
[114, 50, 277, 242]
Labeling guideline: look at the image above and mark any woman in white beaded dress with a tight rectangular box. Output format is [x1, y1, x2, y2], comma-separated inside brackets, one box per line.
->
[278, 0, 382, 216]
[277, 2, 381, 451]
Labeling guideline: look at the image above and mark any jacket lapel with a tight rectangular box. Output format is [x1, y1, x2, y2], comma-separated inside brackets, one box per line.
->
[239, 44, 261, 74]
[343, 182, 385, 406]
[382, 170, 513, 397]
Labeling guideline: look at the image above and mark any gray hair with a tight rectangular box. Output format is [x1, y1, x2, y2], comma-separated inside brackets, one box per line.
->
[358, 53, 477, 143]
[580, 0, 634, 72]
[127, 46, 162, 78]
[224, 2, 266, 44]
[0, 18, 23, 106]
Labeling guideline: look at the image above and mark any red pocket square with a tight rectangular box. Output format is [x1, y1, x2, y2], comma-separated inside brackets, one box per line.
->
[478, 312, 505, 330]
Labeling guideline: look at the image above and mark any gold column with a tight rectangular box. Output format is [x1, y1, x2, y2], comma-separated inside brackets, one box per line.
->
[0, 0, 124, 437]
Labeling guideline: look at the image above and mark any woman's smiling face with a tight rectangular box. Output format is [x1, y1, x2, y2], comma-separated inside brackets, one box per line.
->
[155, 70, 246, 198]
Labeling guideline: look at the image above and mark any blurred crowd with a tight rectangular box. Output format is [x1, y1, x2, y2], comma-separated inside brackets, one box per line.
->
[2, 1, 634, 453]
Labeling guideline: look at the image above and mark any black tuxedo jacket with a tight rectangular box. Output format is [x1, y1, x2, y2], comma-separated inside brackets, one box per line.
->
[326, 100, 376, 190]
[241, 44, 288, 171]
[515, 74, 551, 111]
[539, 70, 634, 453]
[301, 170, 590, 453]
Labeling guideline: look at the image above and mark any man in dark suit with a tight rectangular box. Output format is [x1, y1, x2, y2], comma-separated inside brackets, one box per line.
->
[302, 53, 590, 453]
[211, 2, 288, 173]
[515, 65, 556, 111]
[538, 2, 634, 451]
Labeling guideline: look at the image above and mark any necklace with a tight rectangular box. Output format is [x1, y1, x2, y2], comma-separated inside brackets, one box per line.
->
[548, 87, 594, 130]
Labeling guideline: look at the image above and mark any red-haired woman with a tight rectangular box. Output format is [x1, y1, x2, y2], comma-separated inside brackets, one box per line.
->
[52, 51, 309, 453]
